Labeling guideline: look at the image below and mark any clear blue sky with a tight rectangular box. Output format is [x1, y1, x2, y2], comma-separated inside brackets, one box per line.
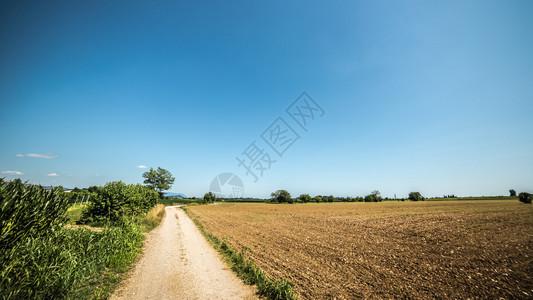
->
[1, 1, 532, 198]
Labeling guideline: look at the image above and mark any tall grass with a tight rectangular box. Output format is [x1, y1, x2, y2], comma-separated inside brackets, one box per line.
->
[0, 179, 165, 299]
[140, 204, 166, 230]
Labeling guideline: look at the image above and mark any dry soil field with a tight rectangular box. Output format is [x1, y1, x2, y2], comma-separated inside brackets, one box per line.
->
[187, 201, 533, 299]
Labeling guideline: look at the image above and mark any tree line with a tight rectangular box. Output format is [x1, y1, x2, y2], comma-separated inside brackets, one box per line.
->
[269, 190, 428, 204]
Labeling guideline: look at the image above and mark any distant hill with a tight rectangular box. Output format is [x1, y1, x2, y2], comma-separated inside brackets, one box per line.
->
[164, 192, 187, 199]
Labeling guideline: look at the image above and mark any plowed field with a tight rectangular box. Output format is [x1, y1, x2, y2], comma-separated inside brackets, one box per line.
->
[187, 201, 533, 299]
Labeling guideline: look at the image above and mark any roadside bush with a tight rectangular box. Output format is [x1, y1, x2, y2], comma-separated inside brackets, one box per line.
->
[408, 192, 425, 201]
[80, 181, 158, 223]
[519, 192, 532, 204]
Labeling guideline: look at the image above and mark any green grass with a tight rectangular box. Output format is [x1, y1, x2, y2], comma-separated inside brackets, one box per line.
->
[1, 219, 144, 300]
[66, 204, 88, 225]
[182, 206, 297, 300]
[1, 179, 166, 300]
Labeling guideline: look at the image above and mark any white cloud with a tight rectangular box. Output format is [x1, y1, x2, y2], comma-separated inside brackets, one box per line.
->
[47, 173, 59, 177]
[2, 171, 24, 175]
[96, 174, 101, 177]
[137, 165, 148, 169]
[16, 153, 57, 159]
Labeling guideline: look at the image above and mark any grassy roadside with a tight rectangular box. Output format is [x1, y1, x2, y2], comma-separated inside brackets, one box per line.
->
[181, 206, 297, 300]
[1, 204, 166, 300]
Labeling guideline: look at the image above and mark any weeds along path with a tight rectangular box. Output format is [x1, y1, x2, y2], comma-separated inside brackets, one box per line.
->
[111, 206, 257, 300]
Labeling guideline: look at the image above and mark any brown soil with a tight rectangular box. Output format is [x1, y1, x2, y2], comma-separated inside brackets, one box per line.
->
[188, 201, 533, 299]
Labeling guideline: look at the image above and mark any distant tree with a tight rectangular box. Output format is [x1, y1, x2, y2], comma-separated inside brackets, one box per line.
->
[509, 189, 517, 197]
[299, 194, 311, 203]
[87, 186, 99, 193]
[271, 190, 292, 203]
[203, 192, 216, 203]
[408, 191, 425, 201]
[327, 195, 335, 203]
[364, 190, 382, 202]
[72, 187, 82, 193]
[142, 167, 175, 197]
[314, 196, 322, 203]
[519, 192, 532, 204]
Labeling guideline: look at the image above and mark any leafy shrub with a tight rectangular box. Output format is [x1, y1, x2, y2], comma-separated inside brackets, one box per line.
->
[203, 192, 217, 203]
[271, 190, 292, 204]
[519, 192, 532, 204]
[408, 191, 425, 201]
[80, 181, 158, 223]
[299, 194, 311, 203]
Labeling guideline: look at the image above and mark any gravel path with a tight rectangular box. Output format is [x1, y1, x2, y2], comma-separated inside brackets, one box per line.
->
[111, 206, 257, 300]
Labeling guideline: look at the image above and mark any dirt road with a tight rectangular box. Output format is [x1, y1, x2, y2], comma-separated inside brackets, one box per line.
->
[111, 206, 257, 300]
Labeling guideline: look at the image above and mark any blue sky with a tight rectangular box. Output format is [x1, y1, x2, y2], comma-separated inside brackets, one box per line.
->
[1, 1, 532, 198]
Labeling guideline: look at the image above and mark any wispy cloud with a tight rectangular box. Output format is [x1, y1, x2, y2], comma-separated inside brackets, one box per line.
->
[47, 173, 59, 177]
[137, 165, 148, 169]
[2, 171, 24, 175]
[16, 153, 58, 159]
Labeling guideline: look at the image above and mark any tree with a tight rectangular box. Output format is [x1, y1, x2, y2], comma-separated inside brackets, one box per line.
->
[299, 194, 311, 203]
[314, 196, 322, 203]
[327, 195, 335, 203]
[142, 167, 175, 197]
[364, 190, 382, 202]
[509, 189, 517, 197]
[271, 190, 292, 203]
[203, 192, 216, 203]
[519, 192, 532, 204]
[408, 192, 424, 201]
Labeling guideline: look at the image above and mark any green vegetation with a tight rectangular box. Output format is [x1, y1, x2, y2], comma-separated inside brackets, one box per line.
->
[270, 190, 292, 203]
[79, 181, 158, 224]
[509, 189, 517, 197]
[408, 191, 425, 201]
[203, 191, 217, 203]
[519, 192, 532, 204]
[66, 204, 87, 225]
[142, 167, 175, 197]
[299, 194, 311, 203]
[182, 207, 296, 300]
[0, 179, 164, 299]
[364, 190, 383, 202]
